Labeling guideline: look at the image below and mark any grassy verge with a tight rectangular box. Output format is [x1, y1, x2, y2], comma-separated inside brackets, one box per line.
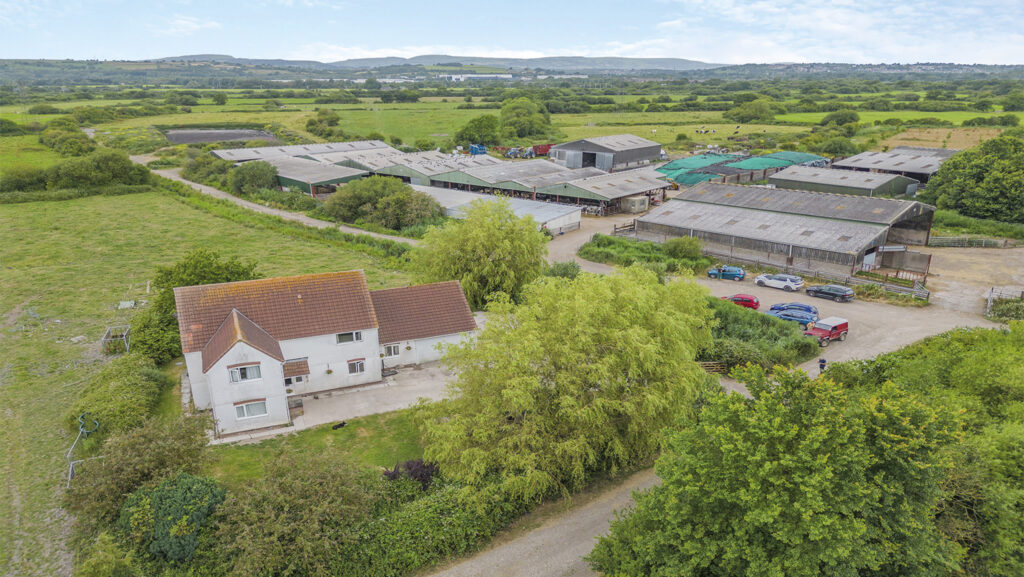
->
[853, 284, 929, 307]
[930, 209, 1024, 241]
[577, 234, 712, 273]
[0, 190, 410, 577]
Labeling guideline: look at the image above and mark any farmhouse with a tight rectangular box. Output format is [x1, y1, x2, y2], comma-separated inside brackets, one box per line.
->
[549, 134, 663, 171]
[636, 183, 935, 274]
[263, 156, 368, 195]
[410, 184, 582, 234]
[174, 272, 476, 436]
[831, 147, 956, 183]
[212, 140, 397, 162]
[769, 165, 920, 197]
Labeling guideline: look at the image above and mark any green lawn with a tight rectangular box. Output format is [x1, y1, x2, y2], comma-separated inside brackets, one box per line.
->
[0, 134, 64, 170]
[206, 409, 423, 491]
[0, 191, 408, 577]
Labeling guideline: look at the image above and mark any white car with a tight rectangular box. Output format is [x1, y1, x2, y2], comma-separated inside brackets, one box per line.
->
[754, 273, 804, 292]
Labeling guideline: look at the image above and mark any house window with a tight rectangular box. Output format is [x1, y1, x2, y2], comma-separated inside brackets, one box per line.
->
[283, 376, 304, 386]
[229, 365, 261, 383]
[235, 401, 268, 419]
[348, 359, 365, 374]
[336, 331, 362, 344]
[384, 344, 400, 358]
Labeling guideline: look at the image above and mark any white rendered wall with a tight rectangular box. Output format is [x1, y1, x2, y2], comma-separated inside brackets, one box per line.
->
[278, 328, 382, 394]
[381, 331, 476, 368]
[206, 342, 289, 435]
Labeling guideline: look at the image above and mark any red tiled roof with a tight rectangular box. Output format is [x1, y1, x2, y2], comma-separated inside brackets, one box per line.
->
[283, 358, 310, 378]
[202, 309, 284, 372]
[174, 271, 377, 355]
[370, 281, 476, 344]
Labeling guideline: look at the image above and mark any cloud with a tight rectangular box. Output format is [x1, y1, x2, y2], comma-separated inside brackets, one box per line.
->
[156, 15, 221, 37]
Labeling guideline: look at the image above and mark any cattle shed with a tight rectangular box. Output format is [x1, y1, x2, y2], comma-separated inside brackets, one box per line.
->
[831, 150, 951, 183]
[636, 198, 889, 274]
[538, 168, 671, 213]
[673, 182, 935, 245]
[410, 185, 581, 234]
[769, 165, 920, 197]
[212, 140, 396, 162]
[549, 134, 663, 171]
[263, 156, 368, 195]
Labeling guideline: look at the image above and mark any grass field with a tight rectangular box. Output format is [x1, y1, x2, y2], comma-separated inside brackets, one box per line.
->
[0, 135, 65, 170]
[0, 191, 409, 577]
[776, 109, 1024, 125]
[881, 127, 1003, 150]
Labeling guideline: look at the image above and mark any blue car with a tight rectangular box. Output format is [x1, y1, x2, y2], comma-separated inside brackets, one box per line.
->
[707, 265, 746, 281]
[766, 309, 819, 327]
[769, 302, 819, 315]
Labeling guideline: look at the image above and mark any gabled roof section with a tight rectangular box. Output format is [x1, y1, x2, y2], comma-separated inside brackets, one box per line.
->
[211, 140, 395, 162]
[370, 281, 476, 344]
[174, 271, 377, 354]
[202, 309, 284, 372]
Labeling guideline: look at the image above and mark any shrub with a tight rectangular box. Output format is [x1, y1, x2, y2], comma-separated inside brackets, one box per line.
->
[699, 297, 818, 368]
[989, 299, 1024, 322]
[663, 236, 703, 259]
[27, 103, 62, 114]
[181, 154, 233, 188]
[323, 175, 445, 231]
[44, 149, 150, 190]
[0, 117, 25, 135]
[66, 354, 173, 439]
[820, 109, 860, 125]
[542, 261, 582, 279]
[245, 187, 321, 211]
[228, 161, 278, 196]
[119, 473, 225, 563]
[0, 165, 47, 192]
[75, 532, 139, 577]
[577, 234, 711, 272]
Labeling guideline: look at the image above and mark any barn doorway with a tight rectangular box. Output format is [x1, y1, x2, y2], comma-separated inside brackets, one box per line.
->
[582, 152, 597, 168]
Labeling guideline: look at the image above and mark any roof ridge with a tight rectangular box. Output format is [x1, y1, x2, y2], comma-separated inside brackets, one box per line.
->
[174, 270, 365, 295]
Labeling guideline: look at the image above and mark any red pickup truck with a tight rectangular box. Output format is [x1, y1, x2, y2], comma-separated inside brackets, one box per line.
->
[804, 317, 849, 347]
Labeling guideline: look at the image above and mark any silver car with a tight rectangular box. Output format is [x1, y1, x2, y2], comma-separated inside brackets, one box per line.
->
[754, 273, 804, 292]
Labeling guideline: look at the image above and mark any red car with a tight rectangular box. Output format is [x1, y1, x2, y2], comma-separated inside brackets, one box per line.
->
[721, 294, 760, 310]
[804, 316, 849, 346]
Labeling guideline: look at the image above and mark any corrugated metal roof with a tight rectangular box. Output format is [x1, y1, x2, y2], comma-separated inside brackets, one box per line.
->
[677, 182, 926, 225]
[886, 146, 958, 159]
[832, 151, 946, 174]
[406, 154, 505, 177]
[263, 156, 368, 184]
[212, 140, 395, 162]
[308, 148, 416, 169]
[461, 159, 567, 184]
[562, 168, 669, 201]
[551, 134, 661, 153]
[516, 167, 606, 189]
[769, 166, 912, 190]
[639, 199, 888, 255]
[410, 184, 581, 226]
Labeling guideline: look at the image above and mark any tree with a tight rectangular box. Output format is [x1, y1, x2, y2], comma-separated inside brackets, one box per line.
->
[663, 236, 703, 260]
[228, 160, 278, 196]
[1001, 91, 1024, 111]
[322, 175, 443, 230]
[454, 114, 500, 146]
[500, 97, 550, 138]
[210, 92, 228, 105]
[723, 99, 777, 123]
[422, 267, 715, 503]
[926, 135, 1024, 223]
[588, 367, 956, 577]
[130, 249, 259, 364]
[821, 109, 860, 125]
[812, 135, 860, 157]
[119, 473, 225, 563]
[0, 117, 25, 135]
[44, 148, 150, 190]
[411, 199, 547, 309]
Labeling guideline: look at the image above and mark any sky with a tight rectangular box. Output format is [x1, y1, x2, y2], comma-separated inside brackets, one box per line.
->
[1, 0, 1022, 65]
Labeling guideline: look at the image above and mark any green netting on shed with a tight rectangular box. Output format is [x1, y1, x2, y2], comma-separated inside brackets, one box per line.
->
[672, 172, 721, 186]
[724, 157, 794, 170]
[657, 153, 739, 174]
[762, 151, 827, 164]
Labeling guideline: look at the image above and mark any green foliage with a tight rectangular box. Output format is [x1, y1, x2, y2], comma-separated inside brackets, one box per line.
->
[65, 415, 211, 526]
[210, 92, 228, 105]
[931, 209, 1024, 240]
[926, 135, 1024, 223]
[66, 354, 173, 438]
[662, 236, 703, 259]
[322, 175, 444, 231]
[577, 234, 711, 272]
[1001, 91, 1024, 111]
[821, 109, 860, 125]
[989, 298, 1024, 322]
[228, 160, 278, 196]
[27, 103, 61, 114]
[700, 296, 819, 368]
[962, 114, 1020, 127]
[500, 97, 551, 138]
[75, 532, 139, 577]
[723, 99, 782, 123]
[118, 473, 225, 563]
[454, 113, 501, 146]
[589, 366, 957, 577]
[412, 199, 547, 309]
[244, 187, 321, 211]
[44, 148, 150, 190]
[130, 248, 259, 364]
[181, 154, 233, 188]
[542, 260, 581, 279]
[422, 267, 715, 502]
[0, 117, 26, 135]
[0, 164, 48, 192]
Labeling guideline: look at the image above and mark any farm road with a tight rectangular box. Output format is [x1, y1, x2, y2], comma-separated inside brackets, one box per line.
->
[130, 158, 417, 246]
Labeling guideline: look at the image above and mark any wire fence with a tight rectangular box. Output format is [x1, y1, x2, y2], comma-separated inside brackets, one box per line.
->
[928, 236, 1019, 248]
[986, 287, 1024, 315]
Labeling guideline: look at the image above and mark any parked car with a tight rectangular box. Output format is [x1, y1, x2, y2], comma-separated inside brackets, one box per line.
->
[766, 308, 819, 327]
[721, 294, 760, 309]
[806, 284, 856, 302]
[754, 273, 804, 292]
[768, 302, 819, 315]
[708, 265, 746, 281]
[804, 316, 849, 346]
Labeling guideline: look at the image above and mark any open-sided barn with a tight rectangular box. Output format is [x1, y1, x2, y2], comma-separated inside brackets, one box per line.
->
[263, 156, 368, 195]
[549, 134, 663, 171]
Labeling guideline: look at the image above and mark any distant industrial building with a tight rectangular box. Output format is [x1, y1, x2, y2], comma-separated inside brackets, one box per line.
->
[769, 165, 920, 197]
[831, 147, 957, 183]
[410, 185, 582, 234]
[212, 140, 396, 163]
[549, 134, 663, 171]
[638, 183, 936, 274]
[263, 156, 368, 195]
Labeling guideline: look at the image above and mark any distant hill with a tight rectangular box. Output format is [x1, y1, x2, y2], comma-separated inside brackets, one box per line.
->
[158, 54, 722, 72]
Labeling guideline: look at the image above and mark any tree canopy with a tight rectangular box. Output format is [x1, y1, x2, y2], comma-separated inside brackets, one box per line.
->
[322, 175, 444, 231]
[500, 97, 551, 138]
[454, 114, 500, 146]
[228, 160, 278, 196]
[422, 267, 715, 503]
[410, 199, 548, 309]
[925, 134, 1024, 223]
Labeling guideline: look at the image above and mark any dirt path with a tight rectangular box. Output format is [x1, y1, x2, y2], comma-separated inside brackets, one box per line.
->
[546, 215, 635, 273]
[918, 246, 1024, 314]
[130, 158, 417, 246]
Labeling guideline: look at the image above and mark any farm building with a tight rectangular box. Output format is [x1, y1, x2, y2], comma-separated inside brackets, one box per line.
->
[831, 148, 955, 183]
[263, 156, 368, 195]
[410, 185, 582, 234]
[212, 140, 396, 162]
[549, 134, 663, 171]
[538, 169, 672, 214]
[657, 151, 828, 187]
[431, 159, 568, 191]
[387, 154, 505, 186]
[769, 165, 920, 197]
[639, 183, 936, 274]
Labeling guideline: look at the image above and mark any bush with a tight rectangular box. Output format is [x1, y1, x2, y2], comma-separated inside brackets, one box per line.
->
[323, 176, 445, 231]
[228, 161, 278, 196]
[181, 154, 233, 188]
[119, 473, 225, 563]
[245, 187, 320, 211]
[44, 149, 150, 190]
[663, 236, 703, 259]
[543, 261, 582, 279]
[28, 103, 62, 114]
[0, 165, 47, 192]
[66, 354, 173, 439]
[989, 299, 1024, 322]
[699, 297, 819, 368]
[75, 532, 139, 577]
[931, 209, 1024, 240]
[0, 117, 25, 135]
[577, 234, 711, 272]
[820, 109, 860, 125]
